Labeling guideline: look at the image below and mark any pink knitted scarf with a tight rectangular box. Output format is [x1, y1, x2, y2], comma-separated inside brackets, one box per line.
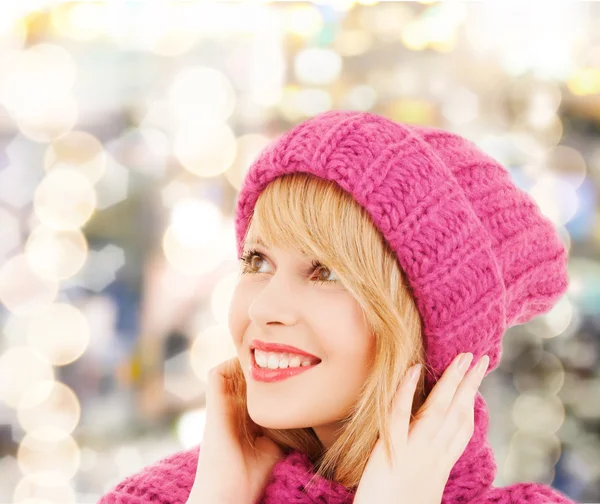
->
[100, 443, 576, 503]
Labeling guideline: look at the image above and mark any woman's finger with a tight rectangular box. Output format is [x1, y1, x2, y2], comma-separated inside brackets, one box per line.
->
[417, 353, 473, 422]
[204, 357, 240, 431]
[446, 354, 489, 421]
[390, 363, 422, 443]
[206, 358, 238, 396]
[438, 356, 489, 462]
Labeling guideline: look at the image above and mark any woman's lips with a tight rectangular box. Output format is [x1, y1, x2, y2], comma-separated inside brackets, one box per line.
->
[250, 350, 320, 383]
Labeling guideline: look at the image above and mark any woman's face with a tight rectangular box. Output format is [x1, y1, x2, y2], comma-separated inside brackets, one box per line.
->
[228, 239, 375, 448]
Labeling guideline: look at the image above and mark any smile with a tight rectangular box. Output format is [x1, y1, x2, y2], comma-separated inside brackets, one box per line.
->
[250, 349, 320, 382]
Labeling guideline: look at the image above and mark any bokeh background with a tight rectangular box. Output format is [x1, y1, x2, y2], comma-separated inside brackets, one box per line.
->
[0, 1, 599, 503]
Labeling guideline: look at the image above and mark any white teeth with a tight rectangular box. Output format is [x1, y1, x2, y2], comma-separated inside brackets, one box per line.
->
[267, 353, 279, 369]
[254, 349, 317, 370]
[255, 350, 268, 368]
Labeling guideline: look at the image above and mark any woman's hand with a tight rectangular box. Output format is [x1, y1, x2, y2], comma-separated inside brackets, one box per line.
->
[353, 352, 490, 504]
[186, 357, 284, 504]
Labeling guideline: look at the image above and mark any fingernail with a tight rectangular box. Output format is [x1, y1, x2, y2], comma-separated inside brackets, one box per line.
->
[410, 364, 422, 381]
[475, 355, 489, 374]
[457, 352, 473, 372]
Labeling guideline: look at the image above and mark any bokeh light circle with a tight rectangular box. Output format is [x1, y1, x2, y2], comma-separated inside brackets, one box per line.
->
[25, 226, 88, 282]
[190, 325, 237, 383]
[44, 130, 107, 184]
[13, 473, 76, 504]
[26, 303, 91, 366]
[33, 169, 97, 230]
[168, 65, 236, 123]
[173, 122, 237, 177]
[0, 347, 55, 408]
[17, 433, 81, 482]
[17, 380, 81, 441]
[0, 254, 59, 315]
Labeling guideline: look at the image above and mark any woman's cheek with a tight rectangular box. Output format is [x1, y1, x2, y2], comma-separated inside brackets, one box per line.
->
[228, 285, 249, 350]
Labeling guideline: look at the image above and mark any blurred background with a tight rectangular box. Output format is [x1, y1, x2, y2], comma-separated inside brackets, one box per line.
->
[0, 0, 599, 503]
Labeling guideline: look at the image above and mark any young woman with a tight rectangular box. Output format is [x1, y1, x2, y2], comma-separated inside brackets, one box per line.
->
[100, 110, 576, 504]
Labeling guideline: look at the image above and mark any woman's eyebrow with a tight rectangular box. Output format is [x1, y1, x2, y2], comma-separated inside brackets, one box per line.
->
[245, 238, 311, 258]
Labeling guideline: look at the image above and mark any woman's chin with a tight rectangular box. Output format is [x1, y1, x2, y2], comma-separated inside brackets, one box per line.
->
[247, 404, 307, 430]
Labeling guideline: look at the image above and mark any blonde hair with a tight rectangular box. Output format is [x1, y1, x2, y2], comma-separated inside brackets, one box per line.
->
[227, 172, 430, 489]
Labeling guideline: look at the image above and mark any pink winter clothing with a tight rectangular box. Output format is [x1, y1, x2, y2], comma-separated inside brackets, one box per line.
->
[98, 443, 575, 503]
[99, 110, 576, 503]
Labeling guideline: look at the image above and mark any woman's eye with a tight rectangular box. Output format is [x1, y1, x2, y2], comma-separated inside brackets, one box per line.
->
[249, 254, 267, 272]
[240, 249, 338, 284]
[312, 265, 338, 283]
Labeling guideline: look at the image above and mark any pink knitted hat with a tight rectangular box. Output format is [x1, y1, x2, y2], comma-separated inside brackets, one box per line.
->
[234, 109, 569, 501]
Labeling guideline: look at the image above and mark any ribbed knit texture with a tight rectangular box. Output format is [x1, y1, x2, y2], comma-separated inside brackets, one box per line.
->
[98, 445, 576, 504]
[100, 110, 576, 503]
